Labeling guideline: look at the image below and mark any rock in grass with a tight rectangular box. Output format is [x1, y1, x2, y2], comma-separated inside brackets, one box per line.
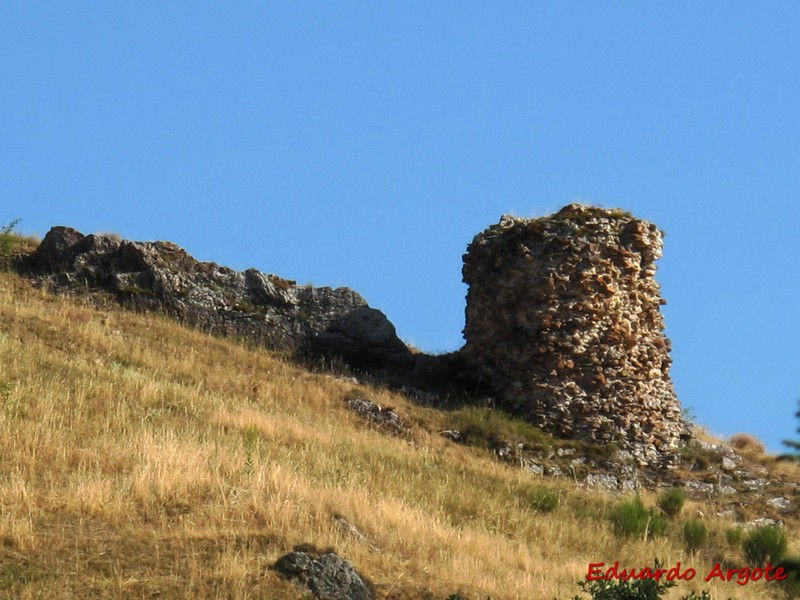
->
[272, 547, 373, 600]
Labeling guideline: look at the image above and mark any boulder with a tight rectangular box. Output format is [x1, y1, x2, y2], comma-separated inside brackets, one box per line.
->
[272, 548, 373, 600]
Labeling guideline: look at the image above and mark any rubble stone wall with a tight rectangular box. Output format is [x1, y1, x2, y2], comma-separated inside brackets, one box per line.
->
[461, 204, 684, 465]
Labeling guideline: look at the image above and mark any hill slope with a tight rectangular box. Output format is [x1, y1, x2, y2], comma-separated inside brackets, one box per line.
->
[0, 270, 797, 599]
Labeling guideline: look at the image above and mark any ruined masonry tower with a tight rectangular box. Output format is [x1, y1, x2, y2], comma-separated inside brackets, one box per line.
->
[462, 204, 684, 466]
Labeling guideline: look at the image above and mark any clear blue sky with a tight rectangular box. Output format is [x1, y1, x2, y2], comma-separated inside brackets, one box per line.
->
[2, 2, 798, 454]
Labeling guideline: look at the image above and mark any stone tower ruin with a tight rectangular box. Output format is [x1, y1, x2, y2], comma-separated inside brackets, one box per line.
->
[462, 204, 684, 466]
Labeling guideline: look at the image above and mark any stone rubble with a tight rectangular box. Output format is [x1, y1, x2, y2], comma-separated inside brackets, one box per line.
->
[525, 462, 545, 476]
[345, 398, 406, 435]
[585, 473, 620, 491]
[722, 456, 738, 471]
[440, 429, 464, 443]
[332, 514, 379, 552]
[744, 479, 767, 490]
[683, 481, 717, 499]
[462, 204, 685, 467]
[767, 497, 792, 511]
[744, 517, 782, 529]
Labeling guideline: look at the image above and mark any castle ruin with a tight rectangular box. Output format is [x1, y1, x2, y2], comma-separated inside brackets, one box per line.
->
[462, 204, 685, 466]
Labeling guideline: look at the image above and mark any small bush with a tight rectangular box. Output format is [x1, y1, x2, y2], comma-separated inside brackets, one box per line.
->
[725, 527, 743, 547]
[743, 525, 787, 566]
[0, 218, 21, 270]
[609, 496, 668, 540]
[242, 426, 259, 475]
[683, 519, 707, 554]
[529, 488, 559, 513]
[729, 433, 765, 457]
[679, 445, 709, 470]
[648, 512, 669, 539]
[657, 487, 685, 518]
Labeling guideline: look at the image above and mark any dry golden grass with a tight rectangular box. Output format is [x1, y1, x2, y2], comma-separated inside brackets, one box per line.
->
[728, 433, 768, 465]
[0, 272, 797, 599]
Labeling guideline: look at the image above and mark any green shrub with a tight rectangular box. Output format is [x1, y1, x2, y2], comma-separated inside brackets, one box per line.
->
[725, 527, 743, 547]
[529, 488, 559, 513]
[648, 513, 669, 539]
[609, 496, 668, 540]
[679, 445, 709, 470]
[242, 426, 259, 475]
[657, 487, 685, 518]
[683, 519, 707, 554]
[743, 525, 787, 566]
[0, 218, 21, 271]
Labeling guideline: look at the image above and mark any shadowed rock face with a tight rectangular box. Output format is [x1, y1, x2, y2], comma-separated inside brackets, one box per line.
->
[462, 204, 685, 466]
[19, 226, 412, 373]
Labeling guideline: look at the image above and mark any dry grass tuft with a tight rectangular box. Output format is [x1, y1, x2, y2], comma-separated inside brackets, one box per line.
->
[729, 433, 767, 459]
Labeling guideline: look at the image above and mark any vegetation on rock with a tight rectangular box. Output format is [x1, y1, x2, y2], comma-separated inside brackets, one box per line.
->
[657, 487, 686, 519]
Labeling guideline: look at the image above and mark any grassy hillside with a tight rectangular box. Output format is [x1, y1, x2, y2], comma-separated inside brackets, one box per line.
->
[0, 268, 797, 599]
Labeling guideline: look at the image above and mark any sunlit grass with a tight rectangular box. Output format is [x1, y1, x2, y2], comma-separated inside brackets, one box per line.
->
[0, 272, 796, 599]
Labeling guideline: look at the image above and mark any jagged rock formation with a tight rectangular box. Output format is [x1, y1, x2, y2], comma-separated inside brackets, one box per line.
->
[17, 226, 412, 373]
[462, 204, 684, 466]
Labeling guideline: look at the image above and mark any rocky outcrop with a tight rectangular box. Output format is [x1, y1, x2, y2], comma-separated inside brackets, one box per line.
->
[17, 206, 689, 467]
[18, 226, 413, 373]
[272, 547, 373, 600]
[462, 204, 685, 466]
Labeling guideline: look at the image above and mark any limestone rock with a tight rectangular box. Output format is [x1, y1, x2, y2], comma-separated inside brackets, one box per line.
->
[767, 497, 792, 511]
[461, 204, 684, 467]
[272, 548, 373, 600]
[683, 481, 716, 499]
[19, 227, 411, 374]
[440, 429, 464, 443]
[525, 462, 545, 476]
[585, 473, 620, 491]
[745, 518, 781, 529]
[346, 398, 406, 435]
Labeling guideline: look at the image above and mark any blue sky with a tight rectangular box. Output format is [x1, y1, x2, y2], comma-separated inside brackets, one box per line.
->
[2, 2, 798, 454]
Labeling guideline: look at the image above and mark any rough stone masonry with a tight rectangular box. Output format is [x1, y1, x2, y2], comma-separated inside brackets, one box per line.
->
[461, 204, 685, 466]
